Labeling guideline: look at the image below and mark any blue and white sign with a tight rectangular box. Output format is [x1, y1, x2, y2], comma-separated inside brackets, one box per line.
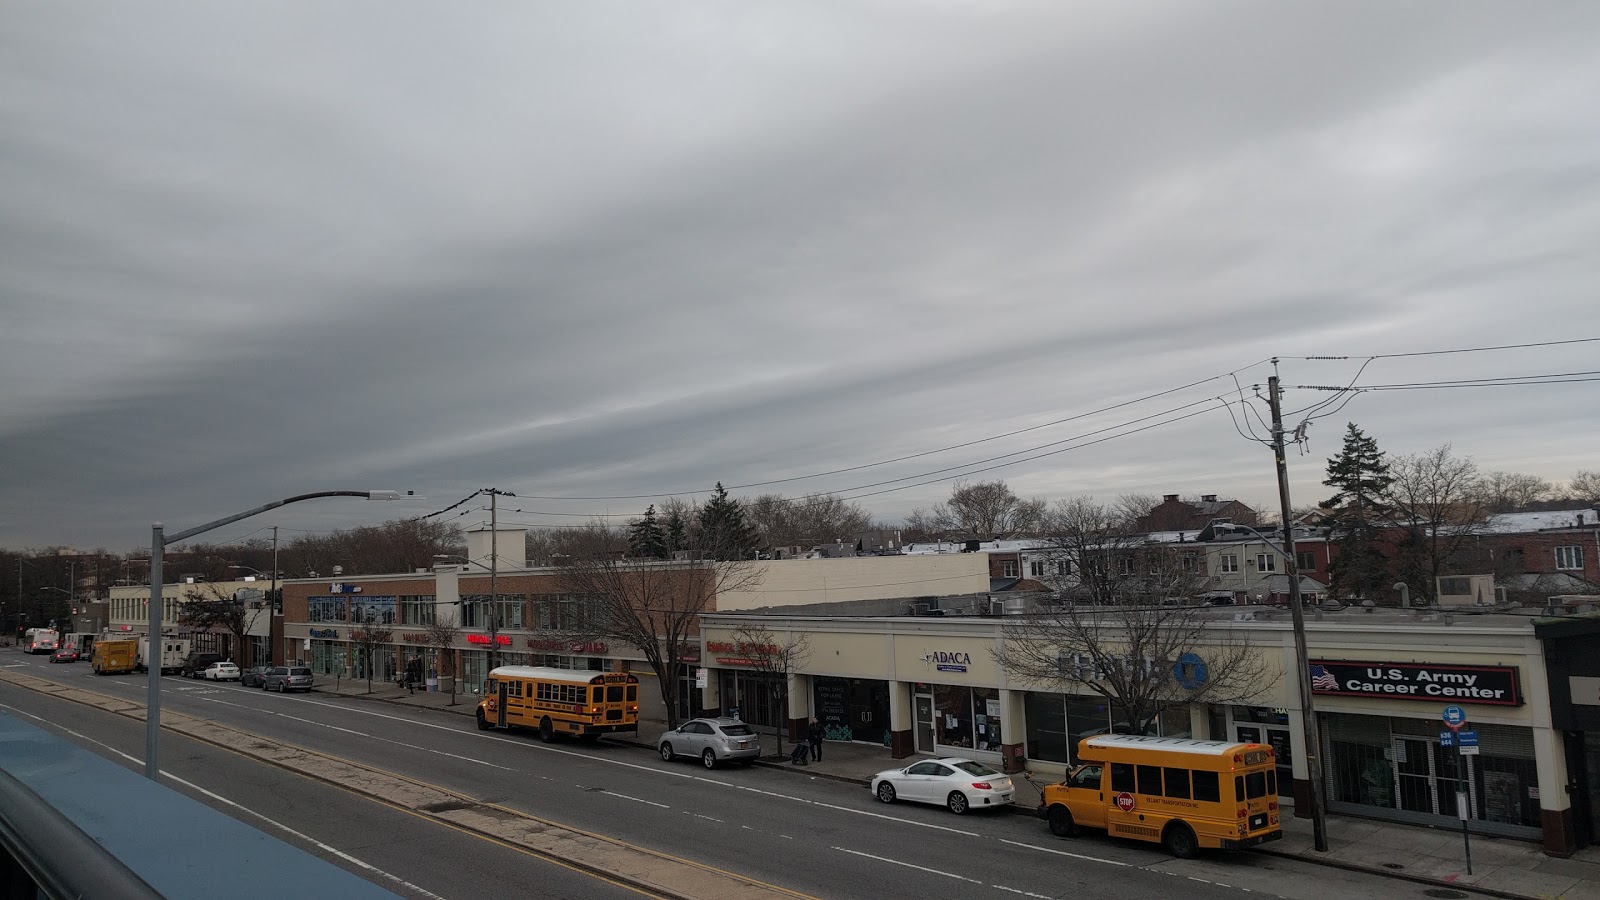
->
[1442, 704, 1467, 729]
[1172, 653, 1210, 691]
[923, 650, 971, 674]
[1458, 730, 1478, 747]
[1439, 731, 1455, 747]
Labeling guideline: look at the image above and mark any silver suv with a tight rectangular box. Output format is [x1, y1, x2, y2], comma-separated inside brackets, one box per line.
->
[262, 665, 314, 693]
[658, 717, 760, 769]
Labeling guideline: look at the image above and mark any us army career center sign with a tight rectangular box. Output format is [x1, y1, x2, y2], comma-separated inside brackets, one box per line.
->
[1309, 660, 1522, 706]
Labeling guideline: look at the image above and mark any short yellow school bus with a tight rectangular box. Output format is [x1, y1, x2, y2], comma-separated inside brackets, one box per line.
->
[476, 666, 640, 741]
[1037, 734, 1282, 858]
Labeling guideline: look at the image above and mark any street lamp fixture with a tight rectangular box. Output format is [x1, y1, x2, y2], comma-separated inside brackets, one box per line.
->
[145, 490, 413, 781]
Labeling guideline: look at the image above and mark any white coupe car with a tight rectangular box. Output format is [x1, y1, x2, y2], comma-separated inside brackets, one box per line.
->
[870, 757, 1014, 814]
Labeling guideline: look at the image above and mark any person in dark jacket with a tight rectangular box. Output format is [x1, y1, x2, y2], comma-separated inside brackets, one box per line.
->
[808, 717, 825, 762]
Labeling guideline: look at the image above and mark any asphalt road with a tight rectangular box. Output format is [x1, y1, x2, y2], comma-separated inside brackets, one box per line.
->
[6, 654, 1475, 900]
[0, 665, 661, 900]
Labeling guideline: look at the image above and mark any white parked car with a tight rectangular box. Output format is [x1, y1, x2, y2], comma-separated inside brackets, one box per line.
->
[870, 757, 1014, 815]
[202, 661, 241, 682]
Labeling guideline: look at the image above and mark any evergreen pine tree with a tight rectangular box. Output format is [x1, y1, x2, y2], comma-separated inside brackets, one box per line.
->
[663, 510, 688, 556]
[628, 505, 668, 559]
[697, 482, 759, 561]
[1320, 423, 1396, 600]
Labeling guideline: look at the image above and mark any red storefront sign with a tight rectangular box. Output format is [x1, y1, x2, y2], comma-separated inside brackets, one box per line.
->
[466, 634, 512, 646]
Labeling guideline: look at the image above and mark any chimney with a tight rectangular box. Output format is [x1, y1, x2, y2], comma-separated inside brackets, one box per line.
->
[1202, 494, 1218, 502]
[1163, 494, 1179, 502]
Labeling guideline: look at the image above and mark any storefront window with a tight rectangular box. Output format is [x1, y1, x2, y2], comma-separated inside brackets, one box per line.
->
[1067, 696, 1111, 763]
[1158, 706, 1192, 739]
[1025, 693, 1069, 763]
[815, 676, 889, 745]
[973, 687, 1002, 751]
[935, 684, 975, 748]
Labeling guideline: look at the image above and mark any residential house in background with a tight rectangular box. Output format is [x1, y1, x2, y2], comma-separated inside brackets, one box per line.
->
[1138, 493, 1259, 532]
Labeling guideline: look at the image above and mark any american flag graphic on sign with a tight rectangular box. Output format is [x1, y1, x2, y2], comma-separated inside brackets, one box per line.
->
[1310, 665, 1339, 691]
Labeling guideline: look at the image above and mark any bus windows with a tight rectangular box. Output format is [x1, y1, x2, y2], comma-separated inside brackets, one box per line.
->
[1137, 765, 1162, 796]
[626, 686, 637, 702]
[607, 685, 624, 702]
[1266, 770, 1277, 796]
[1192, 770, 1220, 802]
[1245, 771, 1268, 799]
[1164, 768, 1191, 800]
[1110, 762, 1135, 793]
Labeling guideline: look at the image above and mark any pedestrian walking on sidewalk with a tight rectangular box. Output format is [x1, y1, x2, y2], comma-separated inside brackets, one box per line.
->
[808, 717, 825, 762]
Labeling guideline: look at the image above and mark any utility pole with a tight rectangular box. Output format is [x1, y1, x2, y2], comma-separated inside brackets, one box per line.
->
[489, 489, 500, 673]
[1267, 365, 1329, 852]
[270, 526, 280, 662]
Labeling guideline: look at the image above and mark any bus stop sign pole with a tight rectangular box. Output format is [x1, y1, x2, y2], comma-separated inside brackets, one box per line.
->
[1443, 705, 1471, 875]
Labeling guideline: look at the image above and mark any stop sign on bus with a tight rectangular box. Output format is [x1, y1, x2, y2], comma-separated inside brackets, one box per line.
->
[1116, 792, 1136, 812]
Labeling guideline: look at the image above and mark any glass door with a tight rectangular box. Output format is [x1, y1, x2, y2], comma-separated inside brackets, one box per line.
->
[915, 692, 934, 753]
[1393, 736, 1472, 817]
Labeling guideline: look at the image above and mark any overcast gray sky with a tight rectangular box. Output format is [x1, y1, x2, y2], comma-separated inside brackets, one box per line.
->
[3, 1, 1598, 553]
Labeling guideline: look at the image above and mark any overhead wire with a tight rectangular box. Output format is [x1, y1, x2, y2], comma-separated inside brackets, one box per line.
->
[509, 360, 1275, 501]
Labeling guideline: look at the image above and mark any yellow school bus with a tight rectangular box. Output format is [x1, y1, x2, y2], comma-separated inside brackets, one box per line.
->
[476, 666, 639, 741]
[1037, 734, 1282, 858]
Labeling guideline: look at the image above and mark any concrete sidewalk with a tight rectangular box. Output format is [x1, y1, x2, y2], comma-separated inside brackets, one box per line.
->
[321, 678, 1600, 900]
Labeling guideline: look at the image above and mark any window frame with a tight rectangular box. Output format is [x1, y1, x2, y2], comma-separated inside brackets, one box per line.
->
[1220, 554, 1239, 574]
[1556, 545, 1584, 571]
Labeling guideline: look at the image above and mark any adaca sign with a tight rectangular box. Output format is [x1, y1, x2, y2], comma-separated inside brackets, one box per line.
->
[1309, 660, 1522, 706]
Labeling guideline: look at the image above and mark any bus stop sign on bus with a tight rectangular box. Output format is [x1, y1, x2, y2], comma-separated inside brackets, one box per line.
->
[1116, 792, 1136, 812]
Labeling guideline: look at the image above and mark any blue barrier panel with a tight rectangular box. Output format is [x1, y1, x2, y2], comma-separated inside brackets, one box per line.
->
[0, 711, 399, 899]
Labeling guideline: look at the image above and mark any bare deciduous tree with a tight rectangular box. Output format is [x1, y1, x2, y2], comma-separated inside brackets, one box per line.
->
[555, 524, 763, 729]
[1569, 470, 1600, 508]
[1476, 471, 1554, 514]
[726, 621, 811, 756]
[424, 612, 463, 706]
[177, 583, 270, 666]
[350, 612, 394, 694]
[997, 508, 1271, 735]
[745, 493, 874, 551]
[1386, 444, 1487, 603]
[909, 480, 1047, 540]
[996, 599, 1273, 737]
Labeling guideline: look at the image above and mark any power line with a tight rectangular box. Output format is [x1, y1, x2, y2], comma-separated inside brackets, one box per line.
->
[1294, 336, 1600, 361]
[510, 360, 1273, 501]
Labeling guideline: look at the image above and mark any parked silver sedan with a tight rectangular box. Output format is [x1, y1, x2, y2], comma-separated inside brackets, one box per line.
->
[658, 717, 761, 769]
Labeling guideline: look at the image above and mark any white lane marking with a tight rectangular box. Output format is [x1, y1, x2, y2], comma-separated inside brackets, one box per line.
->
[833, 846, 983, 883]
[105, 682, 981, 835]
[175, 691, 514, 771]
[999, 838, 1130, 866]
[992, 887, 1052, 899]
[603, 791, 670, 809]
[0, 701, 445, 900]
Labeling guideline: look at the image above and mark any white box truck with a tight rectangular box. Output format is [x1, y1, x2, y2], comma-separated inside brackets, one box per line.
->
[136, 637, 192, 675]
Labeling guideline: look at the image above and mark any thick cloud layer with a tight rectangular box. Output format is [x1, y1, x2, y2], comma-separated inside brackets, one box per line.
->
[3, 1, 1598, 550]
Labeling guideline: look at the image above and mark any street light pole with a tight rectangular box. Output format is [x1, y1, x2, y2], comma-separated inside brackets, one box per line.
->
[1267, 371, 1330, 852]
[145, 490, 410, 781]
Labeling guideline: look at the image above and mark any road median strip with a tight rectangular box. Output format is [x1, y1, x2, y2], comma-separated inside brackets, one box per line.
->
[0, 671, 817, 900]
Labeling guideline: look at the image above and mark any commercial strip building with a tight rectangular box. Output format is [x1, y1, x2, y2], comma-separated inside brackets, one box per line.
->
[266, 528, 990, 723]
[698, 605, 1588, 855]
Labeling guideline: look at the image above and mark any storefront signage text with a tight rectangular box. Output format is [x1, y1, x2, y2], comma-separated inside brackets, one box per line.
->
[328, 583, 363, 593]
[706, 640, 779, 656]
[309, 628, 339, 639]
[923, 650, 972, 673]
[1309, 660, 1522, 706]
[466, 634, 512, 646]
[526, 638, 608, 653]
[400, 632, 429, 643]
